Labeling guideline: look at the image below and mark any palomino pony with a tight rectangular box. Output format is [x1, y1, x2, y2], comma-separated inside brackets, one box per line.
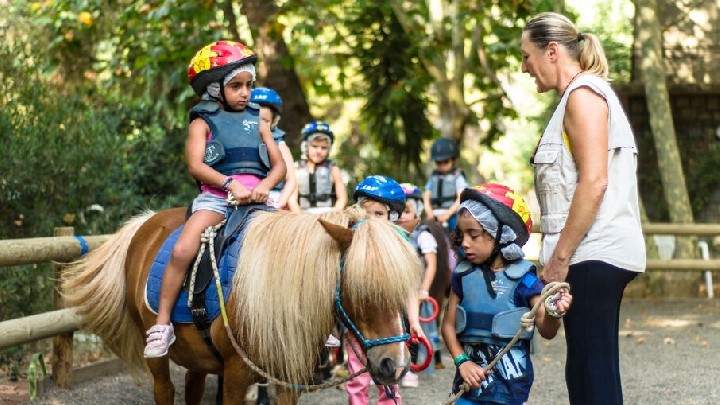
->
[61, 206, 421, 404]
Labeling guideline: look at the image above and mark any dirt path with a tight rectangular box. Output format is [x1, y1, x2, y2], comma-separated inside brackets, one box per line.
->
[29, 299, 720, 404]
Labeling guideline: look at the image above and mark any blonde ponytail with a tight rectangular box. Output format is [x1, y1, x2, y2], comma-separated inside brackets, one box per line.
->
[578, 33, 609, 79]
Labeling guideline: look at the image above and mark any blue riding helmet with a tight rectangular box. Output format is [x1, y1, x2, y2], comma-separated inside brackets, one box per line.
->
[354, 175, 406, 217]
[301, 121, 335, 144]
[250, 87, 283, 115]
[430, 138, 459, 161]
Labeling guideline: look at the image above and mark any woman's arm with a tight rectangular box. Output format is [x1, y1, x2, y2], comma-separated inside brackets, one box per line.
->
[541, 87, 609, 283]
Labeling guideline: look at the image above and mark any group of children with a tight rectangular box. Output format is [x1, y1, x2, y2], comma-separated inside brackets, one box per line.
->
[146, 40, 573, 405]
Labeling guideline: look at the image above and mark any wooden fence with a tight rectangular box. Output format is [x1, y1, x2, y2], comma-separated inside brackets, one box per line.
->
[0, 223, 718, 389]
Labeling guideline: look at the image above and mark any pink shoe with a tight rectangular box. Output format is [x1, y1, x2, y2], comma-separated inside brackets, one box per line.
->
[144, 324, 176, 358]
[401, 371, 419, 388]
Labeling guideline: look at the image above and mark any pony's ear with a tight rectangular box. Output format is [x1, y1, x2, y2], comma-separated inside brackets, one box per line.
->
[318, 219, 353, 251]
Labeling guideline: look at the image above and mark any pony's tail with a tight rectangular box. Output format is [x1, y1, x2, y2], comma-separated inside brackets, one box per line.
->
[61, 211, 155, 377]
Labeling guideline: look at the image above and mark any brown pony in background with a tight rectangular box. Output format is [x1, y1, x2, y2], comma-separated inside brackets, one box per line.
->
[61, 206, 421, 404]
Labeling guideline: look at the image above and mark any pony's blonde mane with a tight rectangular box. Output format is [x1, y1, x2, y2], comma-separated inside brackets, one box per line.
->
[231, 206, 421, 384]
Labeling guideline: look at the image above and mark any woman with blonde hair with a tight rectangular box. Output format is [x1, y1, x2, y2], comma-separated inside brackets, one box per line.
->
[521, 12, 645, 405]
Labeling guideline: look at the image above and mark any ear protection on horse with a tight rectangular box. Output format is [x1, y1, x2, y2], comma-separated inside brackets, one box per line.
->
[317, 219, 353, 251]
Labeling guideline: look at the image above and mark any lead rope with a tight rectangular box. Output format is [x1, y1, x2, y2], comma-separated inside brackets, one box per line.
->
[187, 220, 227, 307]
[441, 281, 570, 405]
[195, 223, 366, 391]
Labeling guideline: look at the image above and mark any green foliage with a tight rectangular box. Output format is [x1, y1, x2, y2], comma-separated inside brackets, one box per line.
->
[346, 3, 435, 177]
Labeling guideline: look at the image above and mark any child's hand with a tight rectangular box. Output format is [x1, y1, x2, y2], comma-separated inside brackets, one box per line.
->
[250, 183, 271, 203]
[550, 290, 573, 316]
[409, 321, 425, 340]
[229, 183, 252, 205]
[459, 361, 492, 389]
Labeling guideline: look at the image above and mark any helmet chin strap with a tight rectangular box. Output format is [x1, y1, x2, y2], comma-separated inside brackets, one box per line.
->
[480, 221, 507, 299]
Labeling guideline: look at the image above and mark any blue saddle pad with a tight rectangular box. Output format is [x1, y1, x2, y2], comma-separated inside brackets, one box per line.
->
[145, 225, 243, 323]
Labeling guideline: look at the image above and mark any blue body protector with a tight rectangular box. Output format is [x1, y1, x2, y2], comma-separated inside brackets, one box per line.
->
[190, 101, 270, 178]
[455, 260, 535, 345]
[428, 168, 464, 209]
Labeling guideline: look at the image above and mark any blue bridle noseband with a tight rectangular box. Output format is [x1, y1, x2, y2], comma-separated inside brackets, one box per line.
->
[334, 258, 410, 350]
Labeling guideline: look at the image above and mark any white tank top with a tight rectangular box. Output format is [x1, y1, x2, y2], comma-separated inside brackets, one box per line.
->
[532, 74, 646, 273]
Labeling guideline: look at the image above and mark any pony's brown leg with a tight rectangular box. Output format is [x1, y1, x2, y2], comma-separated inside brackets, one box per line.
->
[275, 385, 300, 405]
[221, 356, 254, 405]
[147, 357, 175, 405]
[184, 370, 206, 405]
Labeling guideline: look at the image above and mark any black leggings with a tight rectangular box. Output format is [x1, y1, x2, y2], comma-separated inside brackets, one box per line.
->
[563, 260, 638, 405]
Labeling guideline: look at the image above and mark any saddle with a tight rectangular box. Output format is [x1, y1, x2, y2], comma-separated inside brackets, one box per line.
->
[145, 203, 275, 360]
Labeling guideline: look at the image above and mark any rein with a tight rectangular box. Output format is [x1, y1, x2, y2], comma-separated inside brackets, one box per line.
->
[441, 281, 570, 405]
[199, 223, 406, 391]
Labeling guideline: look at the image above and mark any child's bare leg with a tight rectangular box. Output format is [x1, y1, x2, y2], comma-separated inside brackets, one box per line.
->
[145, 209, 224, 358]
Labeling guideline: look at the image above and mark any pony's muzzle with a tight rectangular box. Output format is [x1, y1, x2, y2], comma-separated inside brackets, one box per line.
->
[368, 345, 410, 385]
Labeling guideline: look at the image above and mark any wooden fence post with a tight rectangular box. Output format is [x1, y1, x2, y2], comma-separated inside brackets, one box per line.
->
[52, 226, 74, 389]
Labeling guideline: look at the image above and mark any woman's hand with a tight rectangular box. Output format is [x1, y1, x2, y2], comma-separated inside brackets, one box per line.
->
[459, 361, 492, 389]
[540, 255, 570, 284]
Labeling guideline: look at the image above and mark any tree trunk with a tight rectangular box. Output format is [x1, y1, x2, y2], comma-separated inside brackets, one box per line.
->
[635, 0, 699, 297]
[239, 0, 312, 150]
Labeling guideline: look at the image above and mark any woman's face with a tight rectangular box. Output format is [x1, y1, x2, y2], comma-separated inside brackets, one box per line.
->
[520, 32, 553, 94]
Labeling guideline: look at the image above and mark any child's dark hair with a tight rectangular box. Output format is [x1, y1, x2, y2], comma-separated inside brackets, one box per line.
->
[423, 220, 452, 299]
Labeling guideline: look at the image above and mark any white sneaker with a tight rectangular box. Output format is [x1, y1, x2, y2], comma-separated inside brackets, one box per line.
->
[401, 372, 419, 388]
[325, 334, 341, 347]
[143, 324, 176, 358]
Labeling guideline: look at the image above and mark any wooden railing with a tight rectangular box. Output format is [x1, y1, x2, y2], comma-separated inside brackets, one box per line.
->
[0, 222, 718, 388]
[0, 228, 109, 388]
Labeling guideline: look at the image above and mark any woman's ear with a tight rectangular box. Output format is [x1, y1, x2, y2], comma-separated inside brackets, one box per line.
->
[547, 41, 559, 61]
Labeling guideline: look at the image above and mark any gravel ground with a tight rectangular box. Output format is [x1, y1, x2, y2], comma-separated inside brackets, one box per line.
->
[29, 299, 720, 405]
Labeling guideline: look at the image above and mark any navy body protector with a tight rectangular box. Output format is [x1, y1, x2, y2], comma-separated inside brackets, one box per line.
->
[454, 259, 536, 346]
[190, 101, 270, 178]
[428, 168, 464, 209]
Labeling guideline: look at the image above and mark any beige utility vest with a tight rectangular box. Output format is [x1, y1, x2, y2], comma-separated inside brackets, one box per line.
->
[532, 74, 645, 273]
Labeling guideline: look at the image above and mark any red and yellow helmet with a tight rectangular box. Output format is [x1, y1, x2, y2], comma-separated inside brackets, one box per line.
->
[460, 183, 533, 245]
[187, 40, 257, 96]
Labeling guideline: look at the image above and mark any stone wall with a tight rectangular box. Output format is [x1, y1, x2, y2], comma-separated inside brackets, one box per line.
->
[616, 85, 720, 223]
